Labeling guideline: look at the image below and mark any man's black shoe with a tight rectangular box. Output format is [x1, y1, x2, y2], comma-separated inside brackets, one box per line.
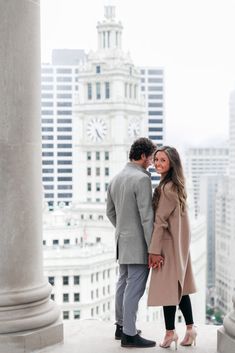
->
[121, 333, 156, 348]
[115, 324, 142, 340]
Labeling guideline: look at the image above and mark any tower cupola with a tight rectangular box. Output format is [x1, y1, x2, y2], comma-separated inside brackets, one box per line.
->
[96, 5, 123, 51]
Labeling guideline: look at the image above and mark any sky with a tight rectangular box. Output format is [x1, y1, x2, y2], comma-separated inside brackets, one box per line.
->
[40, 0, 235, 151]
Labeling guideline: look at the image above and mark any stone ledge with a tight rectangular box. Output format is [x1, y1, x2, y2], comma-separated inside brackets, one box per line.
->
[0, 320, 63, 353]
[217, 326, 235, 353]
[36, 319, 219, 353]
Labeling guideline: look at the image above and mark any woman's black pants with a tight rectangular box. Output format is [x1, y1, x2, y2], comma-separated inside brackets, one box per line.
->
[163, 295, 194, 330]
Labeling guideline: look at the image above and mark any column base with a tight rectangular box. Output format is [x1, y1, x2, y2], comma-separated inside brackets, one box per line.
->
[0, 319, 63, 353]
[218, 327, 235, 353]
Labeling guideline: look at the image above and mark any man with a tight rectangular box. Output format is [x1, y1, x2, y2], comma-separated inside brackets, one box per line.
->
[106, 137, 158, 348]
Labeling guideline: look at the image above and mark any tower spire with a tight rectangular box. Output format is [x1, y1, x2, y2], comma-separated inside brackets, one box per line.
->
[97, 1, 123, 51]
[104, 5, 116, 20]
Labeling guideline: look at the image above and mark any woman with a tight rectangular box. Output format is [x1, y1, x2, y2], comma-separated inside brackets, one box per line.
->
[148, 146, 197, 349]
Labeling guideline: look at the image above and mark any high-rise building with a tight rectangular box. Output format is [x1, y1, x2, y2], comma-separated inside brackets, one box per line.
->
[41, 50, 86, 208]
[215, 90, 235, 316]
[185, 147, 229, 219]
[185, 147, 229, 312]
[140, 67, 165, 185]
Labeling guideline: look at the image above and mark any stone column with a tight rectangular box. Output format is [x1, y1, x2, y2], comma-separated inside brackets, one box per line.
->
[218, 294, 235, 352]
[0, 1, 63, 352]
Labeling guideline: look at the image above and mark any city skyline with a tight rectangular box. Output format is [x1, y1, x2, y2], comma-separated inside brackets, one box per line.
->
[41, 0, 235, 151]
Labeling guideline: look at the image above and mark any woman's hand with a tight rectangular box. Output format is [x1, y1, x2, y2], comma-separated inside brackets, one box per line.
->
[148, 254, 164, 269]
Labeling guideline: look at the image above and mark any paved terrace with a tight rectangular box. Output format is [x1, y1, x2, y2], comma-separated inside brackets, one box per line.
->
[37, 320, 219, 353]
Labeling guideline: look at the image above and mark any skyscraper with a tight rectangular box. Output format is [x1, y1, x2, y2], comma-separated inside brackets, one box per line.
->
[140, 67, 165, 185]
[41, 50, 86, 208]
[215, 90, 235, 316]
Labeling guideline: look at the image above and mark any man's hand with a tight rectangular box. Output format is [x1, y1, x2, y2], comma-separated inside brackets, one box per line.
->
[148, 254, 164, 269]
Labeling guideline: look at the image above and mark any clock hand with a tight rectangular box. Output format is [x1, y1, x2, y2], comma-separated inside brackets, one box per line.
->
[95, 128, 102, 139]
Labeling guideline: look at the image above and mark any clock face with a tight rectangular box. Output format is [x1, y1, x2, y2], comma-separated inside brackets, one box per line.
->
[128, 120, 140, 138]
[87, 118, 107, 142]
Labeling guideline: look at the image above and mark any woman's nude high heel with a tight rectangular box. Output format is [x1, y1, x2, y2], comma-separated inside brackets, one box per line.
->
[160, 331, 179, 350]
[180, 326, 197, 346]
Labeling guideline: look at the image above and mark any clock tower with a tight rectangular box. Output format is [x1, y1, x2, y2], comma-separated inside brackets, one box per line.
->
[73, 5, 147, 205]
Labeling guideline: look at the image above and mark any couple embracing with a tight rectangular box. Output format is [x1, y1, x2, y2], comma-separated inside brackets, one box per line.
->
[106, 138, 197, 349]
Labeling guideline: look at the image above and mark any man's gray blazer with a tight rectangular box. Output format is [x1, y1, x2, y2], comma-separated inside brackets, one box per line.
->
[106, 162, 154, 265]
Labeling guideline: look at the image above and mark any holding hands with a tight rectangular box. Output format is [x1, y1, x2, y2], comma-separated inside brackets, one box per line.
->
[148, 254, 164, 269]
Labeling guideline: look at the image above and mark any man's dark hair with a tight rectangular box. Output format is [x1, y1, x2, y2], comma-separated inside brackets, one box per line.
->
[129, 137, 156, 161]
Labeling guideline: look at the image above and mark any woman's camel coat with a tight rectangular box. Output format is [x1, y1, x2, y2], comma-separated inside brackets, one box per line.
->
[148, 182, 196, 306]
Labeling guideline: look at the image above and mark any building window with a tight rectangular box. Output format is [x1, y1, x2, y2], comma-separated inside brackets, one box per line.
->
[74, 276, 80, 285]
[103, 31, 106, 48]
[107, 31, 110, 47]
[105, 183, 109, 192]
[63, 311, 69, 320]
[96, 183, 101, 192]
[91, 274, 94, 283]
[148, 69, 163, 75]
[87, 183, 92, 192]
[43, 182, 54, 189]
[115, 31, 118, 46]
[134, 85, 137, 99]
[57, 93, 72, 99]
[53, 239, 59, 246]
[129, 84, 132, 98]
[105, 151, 109, 160]
[96, 289, 99, 298]
[96, 152, 100, 160]
[58, 152, 72, 157]
[91, 308, 94, 317]
[87, 167, 91, 176]
[96, 272, 99, 281]
[125, 83, 128, 98]
[87, 83, 92, 100]
[103, 303, 106, 312]
[105, 167, 109, 176]
[56, 85, 72, 91]
[96, 167, 100, 176]
[74, 310, 80, 319]
[63, 293, 69, 302]
[57, 68, 72, 74]
[48, 276, 55, 286]
[91, 290, 94, 300]
[87, 151, 92, 160]
[64, 239, 70, 245]
[96, 306, 99, 315]
[57, 119, 72, 124]
[105, 82, 110, 99]
[96, 82, 101, 99]
[96, 65, 101, 74]
[63, 276, 69, 285]
[74, 293, 80, 302]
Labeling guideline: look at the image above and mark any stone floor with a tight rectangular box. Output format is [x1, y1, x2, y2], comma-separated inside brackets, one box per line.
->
[36, 320, 219, 353]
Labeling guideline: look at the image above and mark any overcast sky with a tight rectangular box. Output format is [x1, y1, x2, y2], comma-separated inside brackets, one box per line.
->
[41, 0, 235, 151]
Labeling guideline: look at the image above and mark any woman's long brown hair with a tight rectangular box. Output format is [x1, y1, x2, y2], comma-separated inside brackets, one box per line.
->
[152, 146, 187, 214]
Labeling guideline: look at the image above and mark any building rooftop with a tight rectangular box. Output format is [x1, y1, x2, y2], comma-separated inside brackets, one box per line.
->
[37, 320, 219, 353]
